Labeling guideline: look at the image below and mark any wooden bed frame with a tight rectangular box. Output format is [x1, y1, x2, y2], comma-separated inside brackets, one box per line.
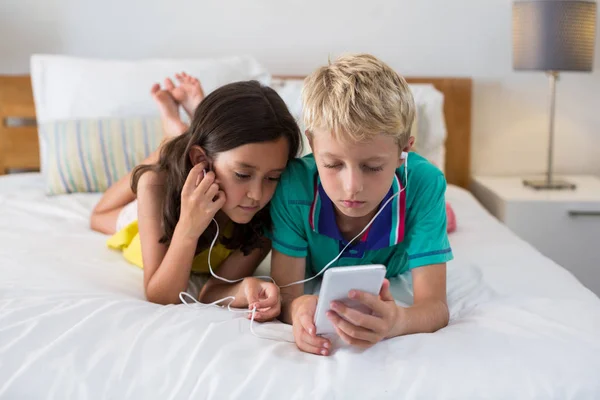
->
[0, 75, 472, 188]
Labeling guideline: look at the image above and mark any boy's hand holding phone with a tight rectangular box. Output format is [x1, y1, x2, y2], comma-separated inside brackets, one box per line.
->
[326, 279, 402, 348]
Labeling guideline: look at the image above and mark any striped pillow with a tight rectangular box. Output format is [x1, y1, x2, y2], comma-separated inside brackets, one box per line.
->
[38, 117, 164, 195]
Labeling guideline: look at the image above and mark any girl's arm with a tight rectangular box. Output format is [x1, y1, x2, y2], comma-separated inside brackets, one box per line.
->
[139, 164, 225, 304]
[136, 170, 184, 304]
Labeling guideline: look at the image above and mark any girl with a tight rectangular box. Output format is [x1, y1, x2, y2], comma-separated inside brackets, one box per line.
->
[91, 74, 302, 321]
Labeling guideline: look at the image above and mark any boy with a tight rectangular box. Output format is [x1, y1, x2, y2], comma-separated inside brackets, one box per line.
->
[269, 54, 453, 356]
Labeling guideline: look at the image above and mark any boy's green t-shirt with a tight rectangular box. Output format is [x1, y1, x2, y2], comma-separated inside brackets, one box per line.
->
[267, 153, 453, 278]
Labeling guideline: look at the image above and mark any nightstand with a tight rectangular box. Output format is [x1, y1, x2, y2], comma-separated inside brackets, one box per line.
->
[471, 175, 600, 296]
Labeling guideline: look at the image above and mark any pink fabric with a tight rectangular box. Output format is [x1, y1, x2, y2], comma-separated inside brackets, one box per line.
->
[417, 157, 457, 233]
[446, 202, 457, 233]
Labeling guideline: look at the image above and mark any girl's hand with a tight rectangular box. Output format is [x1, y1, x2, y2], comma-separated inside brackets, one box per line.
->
[291, 295, 331, 356]
[243, 277, 281, 322]
[326, 279, 401, 348]
[178, 162, 226, 240]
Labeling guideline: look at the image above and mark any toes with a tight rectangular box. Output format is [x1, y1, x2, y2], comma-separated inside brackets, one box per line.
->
[153, 90, 168, 102]
[182, 72, 195, 84]
[150, 83, 160, 95]
[151, 88, 174, 104]
[164, 78, 175, 90]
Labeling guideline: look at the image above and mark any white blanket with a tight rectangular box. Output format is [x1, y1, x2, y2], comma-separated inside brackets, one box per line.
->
[1, 173, 599, 399]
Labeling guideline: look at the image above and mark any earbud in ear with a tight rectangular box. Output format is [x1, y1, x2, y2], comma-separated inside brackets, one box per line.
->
[401, 151, 408, 160]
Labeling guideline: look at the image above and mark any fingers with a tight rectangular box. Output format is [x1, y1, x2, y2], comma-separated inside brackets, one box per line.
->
[297, 328, 330, 355]
[379, 279, 394, 302]
[203, 182, 219, 199]
[182, 162, 207, 197]
[244, 277, 260, 308]
[299, 313, 316, 337]
[193, 170, 216, 195]
[292, 328, 326, 356]
[329, 301, 386, 333]
[254, 284, 279, 309]
[297, 312, 332, 353]
[291, 296, 330, 355]
[327, 311, 380, 345]
[350, 289, 387, 316]
[299, 328, 329, 348]
[247, 283, 280, 321]
[201, 190, 225, 216]
[182, 165, 223, 210]
[264, 283, 280, 303]
[297, 314, 330, 350]
[334, 324, 374, 349]
[248, 298, 259, 309]
[252, 304, 280, 322]
[254, 296, 277, 310]
[211, 190, 226, 208]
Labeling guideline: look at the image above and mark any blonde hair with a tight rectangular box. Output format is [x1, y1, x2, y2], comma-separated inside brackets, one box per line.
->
[302, 53, 415, 147]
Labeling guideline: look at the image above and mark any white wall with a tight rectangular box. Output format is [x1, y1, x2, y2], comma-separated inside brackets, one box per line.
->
[2, 0, 600, 177]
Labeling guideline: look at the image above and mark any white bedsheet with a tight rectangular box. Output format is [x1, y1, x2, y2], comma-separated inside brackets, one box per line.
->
[1, 173, 599, 399]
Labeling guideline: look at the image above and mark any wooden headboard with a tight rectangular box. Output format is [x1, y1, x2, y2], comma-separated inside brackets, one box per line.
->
[0, 75, 472, 188]
[405, 77, 472, 188]
[0, 76, 39, 174]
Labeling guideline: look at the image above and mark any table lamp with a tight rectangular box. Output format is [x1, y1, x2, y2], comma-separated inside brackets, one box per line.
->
[512, 0, 597, 190]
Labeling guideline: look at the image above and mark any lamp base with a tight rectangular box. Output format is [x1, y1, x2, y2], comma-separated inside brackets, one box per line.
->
[523, 179, 576, 190]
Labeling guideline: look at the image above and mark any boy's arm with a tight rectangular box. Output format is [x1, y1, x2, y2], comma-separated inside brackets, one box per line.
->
[391, 165, 451, 335]
[391, 263, 448, 337]
[270, 249, 306, 324]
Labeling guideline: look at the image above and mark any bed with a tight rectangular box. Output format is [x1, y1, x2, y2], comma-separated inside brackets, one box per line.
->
[1, 60, 600, 399]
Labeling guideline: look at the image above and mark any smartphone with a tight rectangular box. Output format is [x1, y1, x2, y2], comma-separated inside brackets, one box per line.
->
[314, 264, 386, 335]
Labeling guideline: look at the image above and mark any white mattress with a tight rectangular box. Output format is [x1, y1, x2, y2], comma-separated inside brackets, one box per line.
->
[1, 173, 599, 399]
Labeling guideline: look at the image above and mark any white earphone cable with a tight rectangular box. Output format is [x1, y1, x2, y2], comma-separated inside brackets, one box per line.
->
[179, 292, 294, 342]
[205, 217, 276, 284]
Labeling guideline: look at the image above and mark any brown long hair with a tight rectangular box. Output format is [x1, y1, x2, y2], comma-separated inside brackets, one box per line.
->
[132, 80, 302, 256]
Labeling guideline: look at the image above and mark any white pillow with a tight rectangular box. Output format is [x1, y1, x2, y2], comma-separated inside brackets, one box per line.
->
[408, 84, 447, 171]
[30, 54, 271, 123]
[270, 78, 310, 156]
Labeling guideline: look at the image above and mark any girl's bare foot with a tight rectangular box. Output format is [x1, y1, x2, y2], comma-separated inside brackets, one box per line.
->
[150, 84, 188, 139]
[163, 72, 205, 119]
